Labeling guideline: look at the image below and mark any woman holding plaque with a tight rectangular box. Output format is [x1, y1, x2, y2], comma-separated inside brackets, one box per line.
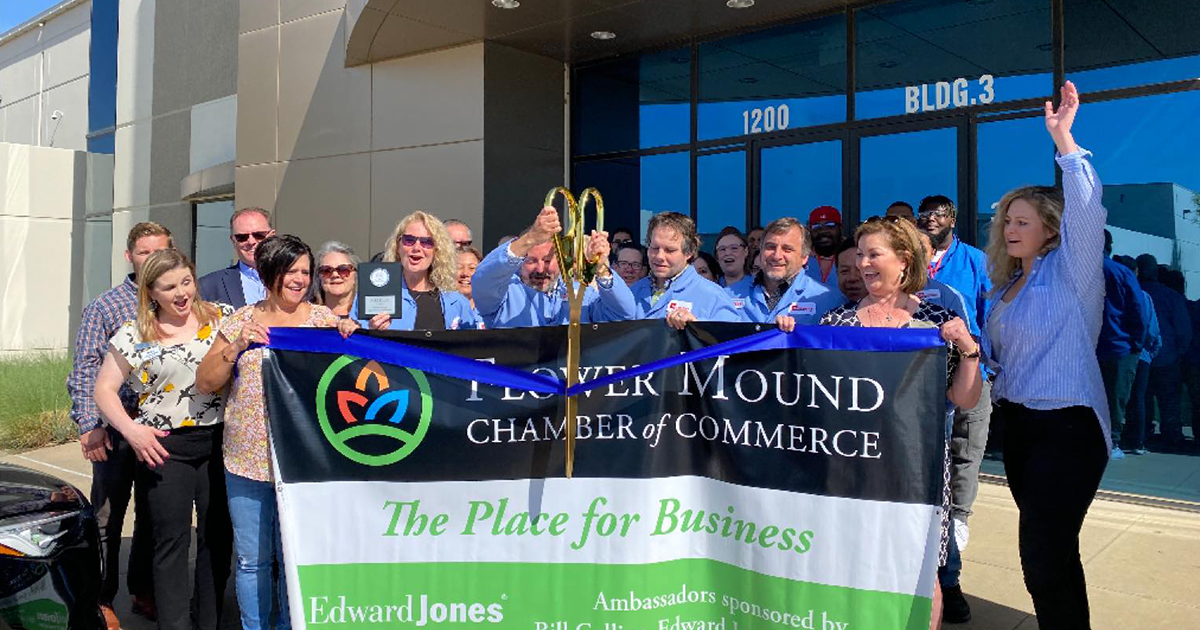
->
[981, 82, 1108, 630]
[197, 235, 357, 630]
[370, 211, 477, 331]
[818, 215, 981, 630]
[94, 249, 233, 630]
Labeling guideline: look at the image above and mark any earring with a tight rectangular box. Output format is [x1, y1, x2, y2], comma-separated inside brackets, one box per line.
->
[150, 299, 159, 312]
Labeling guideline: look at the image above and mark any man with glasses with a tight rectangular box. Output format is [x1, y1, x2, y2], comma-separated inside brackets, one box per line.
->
[614, 242, 649, 286]
[445, 219, 474, 249]
[803, 206, 845, 301]
[198, 207, 276, 308]
[916, 194, 991, 625]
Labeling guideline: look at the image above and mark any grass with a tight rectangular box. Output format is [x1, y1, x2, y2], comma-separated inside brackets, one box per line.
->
[0, 352, 78, 453]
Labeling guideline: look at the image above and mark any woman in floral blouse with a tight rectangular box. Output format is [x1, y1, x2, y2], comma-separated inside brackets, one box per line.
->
[197, 235, 356, 630]
[94, 248, 233, 630]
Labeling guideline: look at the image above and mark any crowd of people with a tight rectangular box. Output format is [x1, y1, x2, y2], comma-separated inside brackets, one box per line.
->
[64, 82, 1192, 630]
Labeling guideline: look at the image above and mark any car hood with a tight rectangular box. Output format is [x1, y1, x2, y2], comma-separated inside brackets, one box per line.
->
[0, 463, 86, 521]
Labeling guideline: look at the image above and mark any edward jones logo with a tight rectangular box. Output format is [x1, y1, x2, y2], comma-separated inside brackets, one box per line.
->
[316, 356, 433, 466]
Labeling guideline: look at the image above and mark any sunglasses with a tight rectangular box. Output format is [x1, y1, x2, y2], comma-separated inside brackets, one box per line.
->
[865, 215, 905, 225]
[454, 239, 473, 248]
[400, 234, 436, 249]
[809, 221, 840, 230]
[233, 230, 272, 243]
[318, 264, 356, 279]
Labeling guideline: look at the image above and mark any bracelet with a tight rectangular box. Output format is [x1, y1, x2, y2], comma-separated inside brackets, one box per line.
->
[221, 349, 238, 364]
[960, 345, 981, 359]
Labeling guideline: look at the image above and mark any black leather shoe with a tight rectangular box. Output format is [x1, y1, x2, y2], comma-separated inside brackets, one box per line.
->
[943, 584, 972, 624]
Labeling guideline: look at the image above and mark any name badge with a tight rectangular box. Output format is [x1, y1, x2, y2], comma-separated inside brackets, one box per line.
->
[731, 299, 745, 309]
[667, 300, 694, 312]
[789, 302, 816, 315]
[917, 289, 942, 301]
[135, 342, 161, 360]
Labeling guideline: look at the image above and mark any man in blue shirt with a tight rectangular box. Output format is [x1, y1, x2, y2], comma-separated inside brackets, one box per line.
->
[473, 206, 636, 328]
[916, 195, 992, 625]
[803, 206, 844, 301]
[1137, 255, 1193, 452]
[731, 217, 842, 328]
[630, 212, 740, 328]
[1096, 231, 1148, 458]
[1115, 255, 1162, 455]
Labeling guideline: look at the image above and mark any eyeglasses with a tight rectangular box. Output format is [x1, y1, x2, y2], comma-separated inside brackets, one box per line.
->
[809, 221, 840, 230]
[715, 244, 745, 255]
[865, 215, 904, 224]
[233, 230, 272, 243]
[454, 240, 473, 248]
[400, 234, 436, 249]
[917, 208, 952, 220]
[615, 261, 645, 271]
[318, 264, 356, 279]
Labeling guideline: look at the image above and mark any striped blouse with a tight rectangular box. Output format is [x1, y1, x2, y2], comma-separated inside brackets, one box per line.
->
[981, 149, 1111, 454]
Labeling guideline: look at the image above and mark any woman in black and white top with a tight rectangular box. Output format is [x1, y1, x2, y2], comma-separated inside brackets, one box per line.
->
[95, 249, 233, 630]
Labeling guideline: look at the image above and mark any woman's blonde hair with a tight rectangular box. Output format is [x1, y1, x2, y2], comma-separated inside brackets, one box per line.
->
[382, 211, 459, 293]
[854, 216, 929, 295]
[136, 249, 220, 341]
[985, 185, 1063, 290]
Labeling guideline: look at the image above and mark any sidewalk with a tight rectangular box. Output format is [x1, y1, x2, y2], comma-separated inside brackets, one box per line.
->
[5, 442, 1199, 630]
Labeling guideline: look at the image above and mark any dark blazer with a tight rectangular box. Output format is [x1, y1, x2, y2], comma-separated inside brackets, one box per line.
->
[198, 265, 247, 309]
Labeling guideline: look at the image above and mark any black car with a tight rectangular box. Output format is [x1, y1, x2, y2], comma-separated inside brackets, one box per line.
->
[0, 463, 103, 630]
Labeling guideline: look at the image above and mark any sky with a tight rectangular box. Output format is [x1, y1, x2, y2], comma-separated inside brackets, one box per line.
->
[1, 0, 60, 33]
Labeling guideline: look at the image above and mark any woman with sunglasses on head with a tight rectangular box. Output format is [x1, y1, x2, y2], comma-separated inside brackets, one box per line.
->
[95, 249, 233, 630]
[819, 214, 981, 630]
[197, 235, 357, 630]
[371, 211, 477, 331]
[314, 241, 360, 318]
[981, 82, 1109, 630]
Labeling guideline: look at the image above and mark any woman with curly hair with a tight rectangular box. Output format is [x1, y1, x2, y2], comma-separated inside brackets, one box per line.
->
[374, 211, 477, 331]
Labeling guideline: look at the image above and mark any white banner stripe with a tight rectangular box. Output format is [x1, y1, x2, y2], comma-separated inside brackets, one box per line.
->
[278, 475, 939, 598]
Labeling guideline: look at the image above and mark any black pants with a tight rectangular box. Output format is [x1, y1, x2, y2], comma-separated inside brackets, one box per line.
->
[136, 426, 233, 630]
[998, 401, 1108, 630]
[90, 426, 154, 604]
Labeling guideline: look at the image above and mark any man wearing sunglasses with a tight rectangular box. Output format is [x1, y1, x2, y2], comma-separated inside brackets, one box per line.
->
[198, 207, 276, 308]
[444, 219, 474, 249]
[803, 206, 845, 301]
[473, 206, 636, 328]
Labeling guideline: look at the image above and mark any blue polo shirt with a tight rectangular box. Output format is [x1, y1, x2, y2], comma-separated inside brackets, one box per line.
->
[804, 254, 845, 303]
[631, 265, 741, 322]
[729, 271, 843, 325]
[928, 236, 991, 335]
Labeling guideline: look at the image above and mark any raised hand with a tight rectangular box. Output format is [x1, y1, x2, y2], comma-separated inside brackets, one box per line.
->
[1044, 81, 1080, 156]
[527, 206, 563, 246]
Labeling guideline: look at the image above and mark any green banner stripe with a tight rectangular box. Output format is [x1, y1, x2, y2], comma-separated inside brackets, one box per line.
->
[297, 559, 932, 629]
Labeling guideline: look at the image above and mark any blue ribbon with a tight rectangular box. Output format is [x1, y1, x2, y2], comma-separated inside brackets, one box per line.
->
[263, 325, 944, 397]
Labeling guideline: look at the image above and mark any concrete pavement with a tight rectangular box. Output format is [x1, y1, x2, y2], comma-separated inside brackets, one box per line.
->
[5, 442, 1199, 630]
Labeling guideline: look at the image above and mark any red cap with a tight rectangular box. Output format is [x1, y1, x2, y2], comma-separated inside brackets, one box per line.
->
[808, 206, 842, 225]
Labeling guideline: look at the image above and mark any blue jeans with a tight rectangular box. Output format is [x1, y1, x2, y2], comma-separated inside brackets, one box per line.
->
[225, 472, 291, 630]
[939, 518, 963, 587]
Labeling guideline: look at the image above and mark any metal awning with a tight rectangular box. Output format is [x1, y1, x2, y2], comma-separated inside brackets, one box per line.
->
[346, 0, 846, 66]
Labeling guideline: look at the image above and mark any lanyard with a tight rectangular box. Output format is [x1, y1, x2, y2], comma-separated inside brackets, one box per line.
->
[928, 238, 956, 279]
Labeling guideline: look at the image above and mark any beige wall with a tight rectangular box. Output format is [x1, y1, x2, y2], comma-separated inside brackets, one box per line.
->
[0, 143, 110, 354]
[0, 1, 92, 151]
[237, 1, 488, 259]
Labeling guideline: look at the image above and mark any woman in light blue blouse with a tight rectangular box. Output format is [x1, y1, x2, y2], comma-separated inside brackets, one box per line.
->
[981, 81, 1108, 630]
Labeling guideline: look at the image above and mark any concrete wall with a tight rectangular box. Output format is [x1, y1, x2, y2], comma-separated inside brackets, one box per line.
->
[237, 1, 565, 260]
[0, 1, 92, 151]
[0, 143, 110, 354]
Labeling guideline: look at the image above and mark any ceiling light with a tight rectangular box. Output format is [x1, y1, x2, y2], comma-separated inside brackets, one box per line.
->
[727, 0, 755, 8]
[878, 60, 899, 69]
[591, 30, 616, 40]
[738, 77, 758, 84]
[1036, 43, 1054, 51]
[491, 0, 519, 8]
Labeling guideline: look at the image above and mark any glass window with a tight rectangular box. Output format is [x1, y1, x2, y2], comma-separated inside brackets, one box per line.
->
[760, 140, 843, 226]
[87, 132, 115, 155]
[860, 127, 957, 222]
[573, 152, 690, 244]
[574, 48, 690, 155]
[855, 0, 1052, 119]
[697, 151, 746, 238]
[194, 200, 235, 277]
[976, 115, 1053, 247]
[698, 15, 846, 141]
[88, 0, 119, 138]
[1065, 0, 1200, 91]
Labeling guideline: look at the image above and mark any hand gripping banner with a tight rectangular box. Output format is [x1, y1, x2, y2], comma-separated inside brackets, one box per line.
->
[263, 320, 948, 630]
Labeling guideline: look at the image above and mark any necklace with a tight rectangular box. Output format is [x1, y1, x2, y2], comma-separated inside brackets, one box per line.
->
[864, 294, 908, 327]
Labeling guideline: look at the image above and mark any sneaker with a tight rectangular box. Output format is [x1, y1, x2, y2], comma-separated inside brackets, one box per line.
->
[1111, 447, 1126, 459]
[1130, 447, 1149, 455]
[953, 515, 969, 552]
[99, 604, 120, 630]
[942, 584, 972, 624]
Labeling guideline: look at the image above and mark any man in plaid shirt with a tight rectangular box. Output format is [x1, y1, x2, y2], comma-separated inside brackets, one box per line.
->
[66, 222, 173, 629]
